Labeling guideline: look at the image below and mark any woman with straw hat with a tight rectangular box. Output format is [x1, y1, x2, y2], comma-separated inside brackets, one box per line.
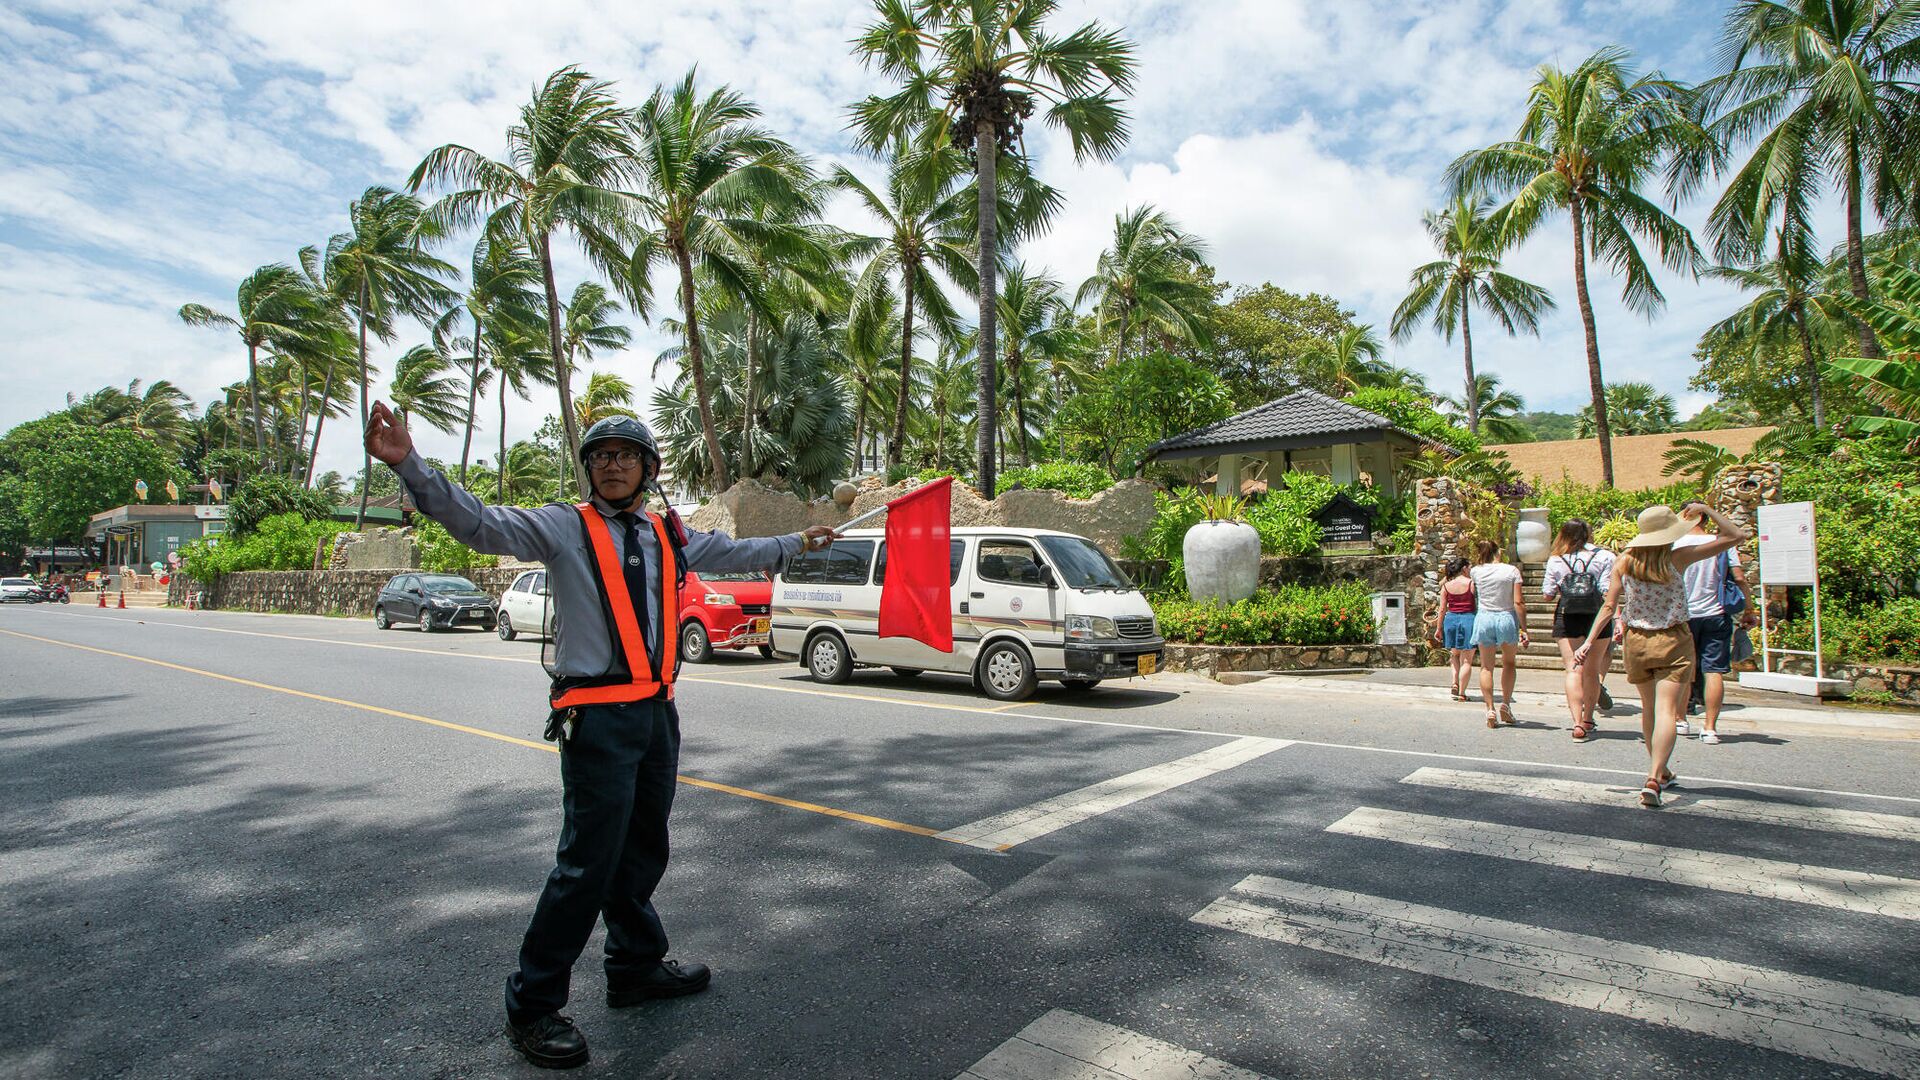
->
[1574, 501, 1749, 807]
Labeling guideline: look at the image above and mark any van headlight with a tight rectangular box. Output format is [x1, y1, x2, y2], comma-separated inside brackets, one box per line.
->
[1066, 614, 1119, 641]
[703, 593, 735, 606]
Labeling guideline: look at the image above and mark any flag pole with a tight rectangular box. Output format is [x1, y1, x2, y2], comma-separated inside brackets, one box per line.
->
[833, 503, 889, 534]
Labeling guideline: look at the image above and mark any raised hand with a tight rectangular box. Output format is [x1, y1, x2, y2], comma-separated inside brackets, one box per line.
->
[364, 400, 414, 467]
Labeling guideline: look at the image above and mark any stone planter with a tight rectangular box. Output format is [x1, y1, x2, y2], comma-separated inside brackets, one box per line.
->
[1182, 520, 1260, 604]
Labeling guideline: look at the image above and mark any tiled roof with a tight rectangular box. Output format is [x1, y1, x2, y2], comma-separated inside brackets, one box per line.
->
[1147, 389, 1433, 457]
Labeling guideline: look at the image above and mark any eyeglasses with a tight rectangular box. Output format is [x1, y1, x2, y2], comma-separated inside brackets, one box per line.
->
[586, 448, 646, 470]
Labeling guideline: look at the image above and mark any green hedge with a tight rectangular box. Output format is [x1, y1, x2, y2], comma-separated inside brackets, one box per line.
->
[180, 512, 347, 578]
[415, 519, 498, 573]
[1153, 583, 1378, 646]
[995, 462, 1115, 498]
[1764, 598, 1920, 667]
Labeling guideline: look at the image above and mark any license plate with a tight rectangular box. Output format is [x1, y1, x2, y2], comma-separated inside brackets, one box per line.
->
[752, 617, 770, 633]
[1137, 654, 1157, 676]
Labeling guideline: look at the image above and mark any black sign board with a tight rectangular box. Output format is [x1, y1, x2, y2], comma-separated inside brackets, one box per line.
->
[1315, 493, 1376, 545]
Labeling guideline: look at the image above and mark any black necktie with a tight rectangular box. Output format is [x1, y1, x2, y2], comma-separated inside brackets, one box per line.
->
[614, 512, 653, 656]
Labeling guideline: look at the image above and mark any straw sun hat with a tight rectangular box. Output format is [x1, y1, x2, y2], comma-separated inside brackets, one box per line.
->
[1625, 504, 1698, 548]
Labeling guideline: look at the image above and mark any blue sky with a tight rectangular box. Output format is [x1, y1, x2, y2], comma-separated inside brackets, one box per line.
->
[0, 0, 1809, 479]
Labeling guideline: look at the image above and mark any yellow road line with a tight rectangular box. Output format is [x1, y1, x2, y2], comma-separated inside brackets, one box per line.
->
[0, 626, 945, 841]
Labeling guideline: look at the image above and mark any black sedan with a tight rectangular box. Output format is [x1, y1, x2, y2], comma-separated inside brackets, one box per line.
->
[373, 572, 498, 632]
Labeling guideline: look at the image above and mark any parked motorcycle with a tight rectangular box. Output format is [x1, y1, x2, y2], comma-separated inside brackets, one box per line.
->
[47, 584, 70, 604]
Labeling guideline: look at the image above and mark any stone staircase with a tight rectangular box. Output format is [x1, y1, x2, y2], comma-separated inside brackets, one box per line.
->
[1515, 564, 1625, 673]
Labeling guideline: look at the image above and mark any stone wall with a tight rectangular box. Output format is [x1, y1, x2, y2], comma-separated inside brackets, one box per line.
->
[1772, 658, 1920, 706]
[688, 476, 1159, 557]
[1163, 643, 1427, 679]
[333, 527, 422, 571]
[168, 566, 530, 617]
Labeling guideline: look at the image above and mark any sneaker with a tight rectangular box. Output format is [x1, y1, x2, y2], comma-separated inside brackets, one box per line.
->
[1699, 729, 1720, 745]
[505, 1013, 589, 1070]
[1674, 720, 1691, 736]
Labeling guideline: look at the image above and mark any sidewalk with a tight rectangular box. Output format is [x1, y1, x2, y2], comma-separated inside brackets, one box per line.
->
[1225, 664, 1920, 737]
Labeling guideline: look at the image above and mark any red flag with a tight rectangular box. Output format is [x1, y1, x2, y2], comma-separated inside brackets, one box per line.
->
[877, 477, 953, 652]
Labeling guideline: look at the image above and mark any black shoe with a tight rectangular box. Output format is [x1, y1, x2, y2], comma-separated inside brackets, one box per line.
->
[607, 959, 712, 1007]
[504, 1013, 589, 1070]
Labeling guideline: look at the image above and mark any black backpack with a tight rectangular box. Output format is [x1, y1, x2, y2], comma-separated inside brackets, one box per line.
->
[1559, 552, 1602, 614]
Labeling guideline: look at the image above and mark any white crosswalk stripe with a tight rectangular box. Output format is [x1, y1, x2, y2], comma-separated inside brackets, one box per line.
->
[1399, 767, 1920, 842]
[1191, 875, 1920, 1078]
[935, 736, 1290, 851]
[1326, 805, 1920, 921]
[959, 1009, 1272, 1080]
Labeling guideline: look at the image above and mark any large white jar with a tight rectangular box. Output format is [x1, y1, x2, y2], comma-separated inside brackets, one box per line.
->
[1183, 519, 1261, 604]
[1514, 507, 1551, 564]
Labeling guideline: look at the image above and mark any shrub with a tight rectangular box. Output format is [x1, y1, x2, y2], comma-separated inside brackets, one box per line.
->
[180, 512, 347, 578]
[1764, 598, 1920, 667]
[1533, 476, 1696, 533]
[416, 519, 498, 573]
[1153, 582, 1378, 646]
[227, 475, 335, 537]
[1344, 387, 1482, 454]
[995, 462, 1115, 498]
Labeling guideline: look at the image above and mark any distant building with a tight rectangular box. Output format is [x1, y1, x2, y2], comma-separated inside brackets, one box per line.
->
[1493, 426, 1775, 489]
[86, 504, 228, 569]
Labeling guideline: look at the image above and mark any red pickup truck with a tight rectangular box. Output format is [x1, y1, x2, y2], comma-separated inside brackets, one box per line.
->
[678, 569, 774, 663]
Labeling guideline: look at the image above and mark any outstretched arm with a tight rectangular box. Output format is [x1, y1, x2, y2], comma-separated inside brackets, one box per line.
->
[365, 400, 568, 562]
[683, 524, 836, 575]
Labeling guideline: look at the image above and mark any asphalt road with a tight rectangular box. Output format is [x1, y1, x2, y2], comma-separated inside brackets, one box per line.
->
[2, 603, 1917, 1080]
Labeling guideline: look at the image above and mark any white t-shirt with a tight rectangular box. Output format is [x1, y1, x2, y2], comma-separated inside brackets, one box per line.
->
[1674, 533, 1742, 618]
[1469, 562, 1522, 614]
[1542, 544, 1615, 599]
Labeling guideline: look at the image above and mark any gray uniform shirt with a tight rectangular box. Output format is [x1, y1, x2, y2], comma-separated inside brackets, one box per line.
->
[395, 451, 803, 679]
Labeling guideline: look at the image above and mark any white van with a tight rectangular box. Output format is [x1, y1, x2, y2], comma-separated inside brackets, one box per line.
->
[769, 527, 1164, 701]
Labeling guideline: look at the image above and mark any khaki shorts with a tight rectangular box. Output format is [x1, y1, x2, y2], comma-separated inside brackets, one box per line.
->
[1625, 625, 1695, 685]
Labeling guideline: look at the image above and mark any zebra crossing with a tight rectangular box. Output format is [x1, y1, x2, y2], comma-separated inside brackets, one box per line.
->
[1187, 765, 1920, 1078]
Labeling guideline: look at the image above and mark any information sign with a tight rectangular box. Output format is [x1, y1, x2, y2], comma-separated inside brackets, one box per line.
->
[1756, 501, 1816, 586]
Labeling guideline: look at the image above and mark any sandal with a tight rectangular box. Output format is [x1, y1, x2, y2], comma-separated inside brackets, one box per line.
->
[1638, 777, 1662, 808]
[1660, 769, 1677, 788]
[1498, 703, 1517, 726]
[1486, 711, 1499, 729]
[1571, 721, 1592, 741]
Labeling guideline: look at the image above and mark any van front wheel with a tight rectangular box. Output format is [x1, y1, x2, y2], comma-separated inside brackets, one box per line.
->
[978, 641, 1037, 702]
[806, 631, 852, 684]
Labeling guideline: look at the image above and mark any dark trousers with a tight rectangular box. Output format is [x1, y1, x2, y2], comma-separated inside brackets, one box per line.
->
[505, 698, 679, 1022]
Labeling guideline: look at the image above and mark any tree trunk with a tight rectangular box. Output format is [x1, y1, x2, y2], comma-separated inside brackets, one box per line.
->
[305, 362, 336, 488]
[890, 268, 916, 469]
[1843, 135, 1883, 360]
[852, 383, 867, 472]
[246, 341, 266, 453]
[1460, 300, 1479, 434]
[674, 242, 731, 491]
[1011, 347, 1031, 467]
[741, 309, 759, 480]
[355, 282, 373, 529]
[1113, 311, 1130, 366]
[934, 402, 946, 470]
[294, 357, 311, 479]
[539, 234, 590, 495]
[498, 380, 509, 504]
[1794, 304, 1825, 429]
[459, 313, 482, 487]
[1568, 200, 1614, 488]
[974, 120, 1000, 496]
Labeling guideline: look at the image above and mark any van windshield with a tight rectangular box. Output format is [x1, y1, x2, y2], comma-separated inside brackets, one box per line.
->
[1036, 536, 1134, 591]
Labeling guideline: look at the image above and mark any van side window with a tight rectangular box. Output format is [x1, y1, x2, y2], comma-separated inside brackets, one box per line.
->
[977, 540, 1045, 586]
[785, 540, 875, 586]
[873, 540, 966, 585]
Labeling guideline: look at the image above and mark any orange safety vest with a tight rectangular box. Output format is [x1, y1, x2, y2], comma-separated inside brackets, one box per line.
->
[550, 503, 681, 709]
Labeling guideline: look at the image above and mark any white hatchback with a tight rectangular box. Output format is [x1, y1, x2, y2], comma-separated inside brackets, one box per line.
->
[496, 569, 555, 641]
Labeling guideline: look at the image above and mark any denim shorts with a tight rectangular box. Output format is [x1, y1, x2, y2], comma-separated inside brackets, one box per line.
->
[1689, 613, 1733, 674]
[1471, 610, 1520, 647]
[1442, 612, 1476, 650]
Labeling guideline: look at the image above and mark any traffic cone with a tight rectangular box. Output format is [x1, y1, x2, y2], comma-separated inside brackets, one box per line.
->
[97, 589, 106, 607]
[117, 591, 126, 609]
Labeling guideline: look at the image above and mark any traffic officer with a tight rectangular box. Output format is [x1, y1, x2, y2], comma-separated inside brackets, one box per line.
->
[364, 401, 833, 1070]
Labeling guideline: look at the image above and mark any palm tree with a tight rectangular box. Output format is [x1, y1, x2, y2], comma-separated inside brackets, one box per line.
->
[408, 66, 641, 495]
[1576, 381, 1679, 436]
[448, 235, 544, 487]
[851, 0, 1138, 495]
[1306, 325, 1389, 394]
[389, 342, 468, 436]
[179, 263, 338, 453]
[492, 440, 559, 505]
[835, 291, 904, 471]
[920, 344, 977, 471]
[1448, 47, 1708, 486]
[1830, 261, 1920, 444]
[1697, 0, 1920, 360]
[312, 186, 459, 527]
[1662, 437, 1743, 489]
[1442, 374, 1532, 443]
[65, 379, 198, 452]
[484, 315, 554, 504]
[625, 71, 818, 492]
[572, 371, 638, 430]
[1391, 194, 1556, 432]
[1703, 230, 1845, 426]
[999, 264, 1081, 467]
[833, 147, 976, 470]
[1075, 205, 1212, 363]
